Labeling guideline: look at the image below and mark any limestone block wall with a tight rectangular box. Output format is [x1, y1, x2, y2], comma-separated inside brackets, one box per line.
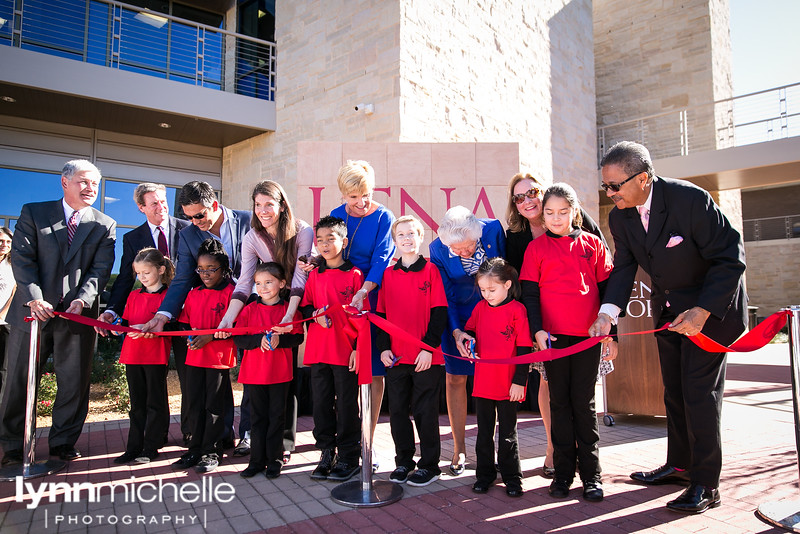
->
[594, 0, 732, 158]
[744, 239, 800, 317]
[397, 0, 598, 216]
[224, 0, 600, 222]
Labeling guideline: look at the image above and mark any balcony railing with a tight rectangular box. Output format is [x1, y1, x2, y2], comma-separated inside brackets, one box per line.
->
[743, 215, 800, 242]
[0, 0, 275, 101]
[597, 82, 800, 163]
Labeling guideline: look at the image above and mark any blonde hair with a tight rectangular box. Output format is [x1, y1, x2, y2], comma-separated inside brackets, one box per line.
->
[506, 173, 544, 233]
[133, 248, 175, 286]
[391, 215, 424, 240]
[337, 160, 375, 196]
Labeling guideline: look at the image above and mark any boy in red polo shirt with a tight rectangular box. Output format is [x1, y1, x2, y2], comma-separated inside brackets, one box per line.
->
[300, 216, 365, 483]
[376, 215, 448, 487]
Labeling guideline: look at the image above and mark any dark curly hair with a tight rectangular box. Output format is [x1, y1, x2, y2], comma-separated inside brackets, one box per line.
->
[197, 238, 232, 279]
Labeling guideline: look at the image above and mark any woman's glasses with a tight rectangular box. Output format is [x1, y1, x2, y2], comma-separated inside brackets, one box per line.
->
[512, 187, 543, 204]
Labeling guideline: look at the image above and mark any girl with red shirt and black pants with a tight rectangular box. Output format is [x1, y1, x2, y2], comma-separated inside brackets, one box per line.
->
[234, 262, 304, 479]
[172, 239, 237, 474]
[520, 183, 616, 502]
[114, 248, 174, 464]
[461, 258, 533, 498]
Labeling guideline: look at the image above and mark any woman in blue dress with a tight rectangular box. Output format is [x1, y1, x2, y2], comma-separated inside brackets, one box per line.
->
[429, 206, 505, 475]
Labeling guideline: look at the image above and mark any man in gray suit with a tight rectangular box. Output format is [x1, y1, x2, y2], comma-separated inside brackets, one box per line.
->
[0, 160, 116, 465]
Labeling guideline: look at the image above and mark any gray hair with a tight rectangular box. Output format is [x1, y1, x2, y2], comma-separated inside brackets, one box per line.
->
[600, 141, 655, 180]
[134, 183, 166, 206]
[437, 206, 482, 246]
[61, 159, 101, 180]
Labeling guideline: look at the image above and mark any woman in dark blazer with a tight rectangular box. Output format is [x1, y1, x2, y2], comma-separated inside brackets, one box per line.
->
[505, 172, 608, 478]
[429, 206, 505, 475]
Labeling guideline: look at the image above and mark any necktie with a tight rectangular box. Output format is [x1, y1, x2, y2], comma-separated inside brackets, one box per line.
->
[638, 206, 650, 233]
[67, 210, 80, 245]
[157, 226, 169, 258]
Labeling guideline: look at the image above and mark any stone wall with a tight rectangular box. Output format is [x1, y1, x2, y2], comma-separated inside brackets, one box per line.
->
[744, 239, 800, 317]
[223, 0, 600, 221]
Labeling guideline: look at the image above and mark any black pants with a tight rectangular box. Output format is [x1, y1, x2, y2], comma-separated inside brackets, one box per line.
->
[656, 311, 726, 487]
[283, 347, 299, 452]
[475, 397, 521, 486]
[0, 319, 95, 450]
[125, 363, 169, 453]
[0, 324, 8, 397]
[248, 381, 290, 469]
[310, 363, 360, 464]
[386, 364, 443, 472]
[186, 365, 231, 456]
[544, 334, 601, 483]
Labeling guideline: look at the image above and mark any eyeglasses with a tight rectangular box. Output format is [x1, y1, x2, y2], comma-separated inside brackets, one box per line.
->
[195, 266, 222, 275]
[601, 171, 643, 192]
[187, 208, 210, 220]
[512, 187, 543, 204]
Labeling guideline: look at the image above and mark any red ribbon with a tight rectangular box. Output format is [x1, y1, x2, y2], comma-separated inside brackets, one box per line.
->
[689, 310, 790, 353]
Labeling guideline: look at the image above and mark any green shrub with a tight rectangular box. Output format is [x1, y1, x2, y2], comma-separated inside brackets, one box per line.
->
[38, 372, 57, 416]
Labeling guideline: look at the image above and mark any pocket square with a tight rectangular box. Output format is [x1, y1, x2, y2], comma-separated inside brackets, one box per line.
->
[666, 235, 684, 248]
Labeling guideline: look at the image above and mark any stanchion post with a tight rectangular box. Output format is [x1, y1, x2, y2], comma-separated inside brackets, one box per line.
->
[757, 305, 800, 531]
[0, 317, 66, 481]
[330, 382, 403, 507]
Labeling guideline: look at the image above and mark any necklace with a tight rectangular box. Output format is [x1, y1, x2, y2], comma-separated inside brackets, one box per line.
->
[344, 205, 367, 260]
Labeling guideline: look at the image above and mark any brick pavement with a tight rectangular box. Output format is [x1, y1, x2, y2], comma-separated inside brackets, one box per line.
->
[0, 344, 795, 533]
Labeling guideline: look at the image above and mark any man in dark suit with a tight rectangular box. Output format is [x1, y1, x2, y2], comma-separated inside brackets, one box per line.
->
[95, 183, 191, 443]
[139, 181, 252, 457]
[0, 160, 116, 464]
[589, 141, 747, 514]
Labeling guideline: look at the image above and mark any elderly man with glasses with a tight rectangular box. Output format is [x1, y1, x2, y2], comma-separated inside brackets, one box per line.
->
[589, 141, 747, 514]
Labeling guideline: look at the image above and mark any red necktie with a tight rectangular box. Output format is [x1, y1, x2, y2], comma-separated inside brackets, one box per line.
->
[157, 226, 169, 258]
[67, 210, 80, 245]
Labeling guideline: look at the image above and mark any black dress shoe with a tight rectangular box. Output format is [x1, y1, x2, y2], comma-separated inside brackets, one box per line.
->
[582, 479, 604, 502]
[667, 483, 721, 514]
[472, 480, 492, 494]
[1, 449, 23, 466]
[505, 484, 523, 498]
[114, 451, 140, 464]
[50, 445, 81, 461]
[172, 452, 202, 469]
[265, 461, 282, 479]
[630, 465, 691, 486]
[241, 465, 264, 478]
[549, 479, 571, 499]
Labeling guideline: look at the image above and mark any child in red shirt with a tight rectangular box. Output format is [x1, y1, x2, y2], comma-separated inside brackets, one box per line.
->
[520, 182, 616, 502]
[234, 262, 304, 479]
[114, 248, 174, 465]
[461, 258, 532, 498]
[376, 215, 448, 487]
[172, 238, 237, 474]
[300, 216, 365, 483]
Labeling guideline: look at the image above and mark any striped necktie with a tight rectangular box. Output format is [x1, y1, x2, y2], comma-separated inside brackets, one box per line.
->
[67, 210, 80, 245]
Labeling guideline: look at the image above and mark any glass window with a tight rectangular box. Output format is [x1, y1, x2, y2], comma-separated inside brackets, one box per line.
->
[102, 180, 142, 227]
[112, 227, 132, 274]
[0, 168, 64, 219]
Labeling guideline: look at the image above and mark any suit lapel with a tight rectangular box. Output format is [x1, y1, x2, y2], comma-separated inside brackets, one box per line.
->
[645, 180, 666, 252]
[624, 207, 647, 247]
[49, 205, 70, 264]
[65, 209, 96, 264]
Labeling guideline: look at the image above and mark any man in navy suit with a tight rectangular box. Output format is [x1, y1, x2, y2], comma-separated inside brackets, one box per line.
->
[95, 183, 191, 442]
[139, 181, 252, 455]
[0, 160, 116, 464]
[589, 141, 747, 514]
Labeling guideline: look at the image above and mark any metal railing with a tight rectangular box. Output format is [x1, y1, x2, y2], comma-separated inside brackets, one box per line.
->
[598, 82, 800, 163]
[743, 215, 800, 242]
[0, 0, 275, 101]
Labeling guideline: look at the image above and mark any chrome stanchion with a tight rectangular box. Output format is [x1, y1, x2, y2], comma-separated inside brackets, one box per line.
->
[0, 317, 66, 481]
[330, 382, 403, 507]
[757, 305, 800, 531]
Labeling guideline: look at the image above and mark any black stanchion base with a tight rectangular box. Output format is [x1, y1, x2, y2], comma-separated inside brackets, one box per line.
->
[0, 459, 67, 482]
[330, 480, 404, 508]
[757, 501, 800, 532]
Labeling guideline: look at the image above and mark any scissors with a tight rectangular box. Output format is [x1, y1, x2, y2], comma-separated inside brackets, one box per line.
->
[264, 331, 274, 351]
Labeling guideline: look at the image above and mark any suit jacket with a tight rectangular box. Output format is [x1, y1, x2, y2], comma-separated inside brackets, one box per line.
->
[429, 218, 506, 338]
[603, 177, 747, 345]
[159, 206, 251, 318]
[7, 200, 116, 330]
[105, 215, 190, 315]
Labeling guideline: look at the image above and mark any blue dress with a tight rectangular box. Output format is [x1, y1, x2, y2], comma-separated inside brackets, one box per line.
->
[429, 219, 506, 375]
[330, 203, 396, 376]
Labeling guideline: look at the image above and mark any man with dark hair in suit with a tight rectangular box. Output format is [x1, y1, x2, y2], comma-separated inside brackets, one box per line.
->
[0, 159, 116, 465]
[589, 141, 747, 514]
[139, 181, 253, 455]
[95, 182, 191, 443]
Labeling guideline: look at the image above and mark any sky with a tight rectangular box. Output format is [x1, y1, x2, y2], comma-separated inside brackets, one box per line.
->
[730, 0, 800, 95]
